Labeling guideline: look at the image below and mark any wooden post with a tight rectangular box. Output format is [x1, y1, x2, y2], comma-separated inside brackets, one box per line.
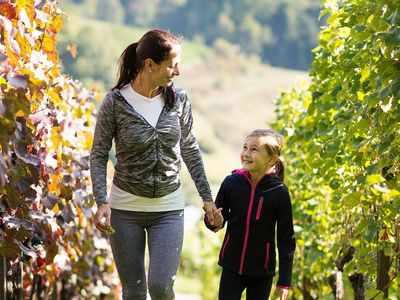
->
[377, 250, 390, 298]
[0, 255, 6, 300]
[349, 273, 365, 300]
[16, 260, 23, 300]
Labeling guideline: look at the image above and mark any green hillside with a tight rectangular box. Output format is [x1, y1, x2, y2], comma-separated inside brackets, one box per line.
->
[57, 12, 309, 202]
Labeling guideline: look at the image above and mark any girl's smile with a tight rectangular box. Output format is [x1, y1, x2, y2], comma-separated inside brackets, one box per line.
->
[240, 135, 278, 183]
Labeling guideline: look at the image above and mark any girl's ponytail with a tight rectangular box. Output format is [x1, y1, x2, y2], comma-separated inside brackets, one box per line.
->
[113, 42, 139, 90]
[275, 158, 285, 182]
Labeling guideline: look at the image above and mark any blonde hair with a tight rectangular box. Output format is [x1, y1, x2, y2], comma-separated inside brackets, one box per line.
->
[246, 129, 285, 181]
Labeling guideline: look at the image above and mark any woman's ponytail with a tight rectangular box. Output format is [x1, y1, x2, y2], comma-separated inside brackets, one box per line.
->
[113, 42, 139, 90]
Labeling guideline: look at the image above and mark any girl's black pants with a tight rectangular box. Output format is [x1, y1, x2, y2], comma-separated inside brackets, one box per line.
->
[219, 267, 274, 300]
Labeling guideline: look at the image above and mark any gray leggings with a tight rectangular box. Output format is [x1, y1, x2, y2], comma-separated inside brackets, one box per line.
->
[110, 209, 184, 300]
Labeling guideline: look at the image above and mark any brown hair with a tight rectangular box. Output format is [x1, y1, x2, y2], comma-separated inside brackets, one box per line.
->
[112, 29, 182, 110]
[246, 129, 285, 182]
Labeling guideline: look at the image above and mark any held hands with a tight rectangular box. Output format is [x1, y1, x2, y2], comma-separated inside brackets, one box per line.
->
[275, 287, 290, 300]
[94, 203, 114, 234]
[203, 201, 223, 232]
[212, 208, 223, 232]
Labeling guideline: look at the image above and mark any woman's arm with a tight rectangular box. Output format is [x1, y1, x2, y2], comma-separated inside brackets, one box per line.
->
[178, 90, 219, 224]
[178, 91, 212, 200]
[90, 93, 116, 206]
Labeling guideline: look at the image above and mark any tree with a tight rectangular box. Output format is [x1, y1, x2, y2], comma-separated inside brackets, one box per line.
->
[273, 0, 400, 297]
[0, 0, 116, 298]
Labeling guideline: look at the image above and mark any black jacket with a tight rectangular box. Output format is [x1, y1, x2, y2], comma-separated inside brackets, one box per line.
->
[208, 169, 295, 288]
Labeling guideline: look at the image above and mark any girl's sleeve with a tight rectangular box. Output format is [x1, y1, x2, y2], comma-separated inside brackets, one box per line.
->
[89, 94, 116, 206]
[179, 91, 212, 202]
[276, 186, 296, 288]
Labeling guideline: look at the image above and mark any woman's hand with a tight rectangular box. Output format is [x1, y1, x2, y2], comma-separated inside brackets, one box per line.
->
[202, 201, 218, 225]
[275, 287, 290, 300]
[94, 203, 112, 234]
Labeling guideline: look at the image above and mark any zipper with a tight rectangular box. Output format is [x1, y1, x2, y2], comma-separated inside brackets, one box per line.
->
[255, 197, 264, 220]
[221, 233, 230, 258]
[264, 242, 271, 269]
[152, 129, 159, 197]
[239, 176, 279, 274]
[239, 176, 264, 274]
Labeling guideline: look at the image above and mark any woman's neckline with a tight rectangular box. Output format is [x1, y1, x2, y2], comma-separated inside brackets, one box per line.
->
[126, 84, 162, 102]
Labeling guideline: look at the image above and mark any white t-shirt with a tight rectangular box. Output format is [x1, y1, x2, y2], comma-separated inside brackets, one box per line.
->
[108, 84, 185, 212]
[120, 83, 164, 127]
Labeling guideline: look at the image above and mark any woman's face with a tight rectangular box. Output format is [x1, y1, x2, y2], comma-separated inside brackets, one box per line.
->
[151, 45, 181, 87]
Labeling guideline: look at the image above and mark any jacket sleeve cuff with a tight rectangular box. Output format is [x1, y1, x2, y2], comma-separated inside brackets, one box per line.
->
[96, 199, 109, 207]
[276, 284, 291, 290]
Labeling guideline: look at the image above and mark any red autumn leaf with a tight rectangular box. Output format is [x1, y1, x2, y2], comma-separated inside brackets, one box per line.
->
[36, 256, 46, 268]
[0, 2, 17, 20]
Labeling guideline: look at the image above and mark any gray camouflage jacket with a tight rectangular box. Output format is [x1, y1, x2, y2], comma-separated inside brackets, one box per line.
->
[90, 86, 212, 206]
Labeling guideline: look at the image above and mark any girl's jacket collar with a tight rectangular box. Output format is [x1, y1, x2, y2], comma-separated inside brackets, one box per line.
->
[231, 169, 282, 188]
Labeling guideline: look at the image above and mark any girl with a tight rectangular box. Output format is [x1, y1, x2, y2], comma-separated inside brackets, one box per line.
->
[206, 129, 296, 300]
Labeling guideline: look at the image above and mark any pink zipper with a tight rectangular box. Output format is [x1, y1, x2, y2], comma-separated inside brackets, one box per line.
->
[239, 185, 255, 274]
[256, 197, 264, 220]
[265, 242, 271, 269]
[239, 176, 266, 274]
[221, 233, 230, 258]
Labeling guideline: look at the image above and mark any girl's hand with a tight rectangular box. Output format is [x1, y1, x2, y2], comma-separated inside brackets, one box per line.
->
[94, 203, 112, 234]
[275, 287, 290, 300]
[213, 208, 223, 230]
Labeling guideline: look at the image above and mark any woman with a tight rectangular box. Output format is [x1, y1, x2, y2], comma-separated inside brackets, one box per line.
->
[90, 29, 219, 300]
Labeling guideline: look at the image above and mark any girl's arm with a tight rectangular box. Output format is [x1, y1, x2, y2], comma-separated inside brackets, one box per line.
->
[276, 186, 296, 289]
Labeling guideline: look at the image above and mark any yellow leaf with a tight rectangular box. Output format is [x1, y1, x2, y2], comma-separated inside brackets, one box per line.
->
[39, 33, 58, 63]
[360, 67, 370, 83]
[47, 87, 62, 104]
[48, 174, 61, 195]
[15, 110, 25, 117]
[16, 0, 35, 21]
[80, 131, 93, 150]
[48, 14, 63, 34]
[66, 43, 78, 58]
[51, 126, 62, 153]
[357, 91, 364, 100]
[53, 203, 59, 213]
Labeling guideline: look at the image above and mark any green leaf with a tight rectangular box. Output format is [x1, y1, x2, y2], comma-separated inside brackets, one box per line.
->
[366, 174, 384, 185]
[329, 179, 340, 189]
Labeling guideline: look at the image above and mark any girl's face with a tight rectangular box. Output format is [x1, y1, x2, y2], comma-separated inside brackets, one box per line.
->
[240, 136, 276, 175]
[151, 45, 181, 88]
